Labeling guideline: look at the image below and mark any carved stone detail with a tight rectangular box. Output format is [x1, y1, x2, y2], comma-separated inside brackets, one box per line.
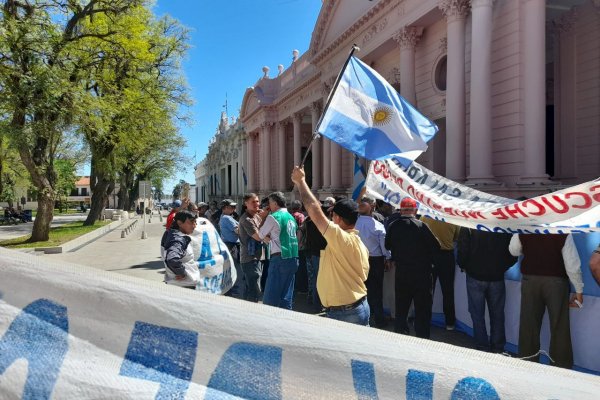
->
[550, 8, 578, 36]
[438, 0, 470, 19]
[392, 26, 423, 49]
[363, 17, 388, 45]
[292, 112, 304, 123]
[439, 37, 448, 53]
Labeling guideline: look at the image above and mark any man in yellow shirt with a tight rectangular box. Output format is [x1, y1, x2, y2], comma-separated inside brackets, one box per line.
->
[291, 166, 370, 325]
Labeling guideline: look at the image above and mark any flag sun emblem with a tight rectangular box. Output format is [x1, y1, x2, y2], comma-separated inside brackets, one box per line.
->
[372, 106, 394, 126]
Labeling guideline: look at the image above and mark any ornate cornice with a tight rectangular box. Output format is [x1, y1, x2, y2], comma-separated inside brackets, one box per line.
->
[438, 0, 470, 20]
[392, 26, 423, 49]
[362, 17, 388, 46]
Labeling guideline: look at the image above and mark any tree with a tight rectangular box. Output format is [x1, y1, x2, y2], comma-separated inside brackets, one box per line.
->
[54, 159, 77, 213]
[76, 9, 190, 225]
[0, 0, 144, 241]
[172, 179, 188, 200]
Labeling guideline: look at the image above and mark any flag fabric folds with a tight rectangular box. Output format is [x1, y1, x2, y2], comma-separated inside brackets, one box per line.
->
[317, 56, 438, 160]
[351, 155, 367, 201]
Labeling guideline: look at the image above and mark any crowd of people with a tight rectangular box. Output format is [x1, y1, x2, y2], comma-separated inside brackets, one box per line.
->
[160, 166, 600, 370]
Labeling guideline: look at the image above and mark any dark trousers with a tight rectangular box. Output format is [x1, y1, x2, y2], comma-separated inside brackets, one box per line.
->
[395, 268, 432, 339]
[241, 260, 262, 302]
[366, 256, 386, 325]
[466, 275, 506, 352]
[224, 242, 245, 300]
[432, 249, 456, 326]
[519, 274, 573, 369]
[295, 250, 308, 292]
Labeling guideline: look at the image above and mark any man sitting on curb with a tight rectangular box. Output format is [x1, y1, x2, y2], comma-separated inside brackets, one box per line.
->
[291, 166, 370, 326]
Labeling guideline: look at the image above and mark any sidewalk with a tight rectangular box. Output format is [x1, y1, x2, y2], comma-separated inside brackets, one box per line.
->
[44, 212, 167, 283]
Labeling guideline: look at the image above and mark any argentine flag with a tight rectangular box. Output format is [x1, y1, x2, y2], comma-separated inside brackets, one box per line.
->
[317, 56, 438, 160]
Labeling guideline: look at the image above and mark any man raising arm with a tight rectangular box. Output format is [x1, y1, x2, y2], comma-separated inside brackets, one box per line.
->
[291, 166, 370, 326]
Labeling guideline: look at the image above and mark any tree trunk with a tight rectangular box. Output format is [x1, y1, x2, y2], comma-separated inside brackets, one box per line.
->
[85, 180, 108, 225]
[31, 190, 54, 242]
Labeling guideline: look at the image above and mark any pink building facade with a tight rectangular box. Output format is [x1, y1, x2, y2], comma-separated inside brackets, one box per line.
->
[237, 0, 599, 200]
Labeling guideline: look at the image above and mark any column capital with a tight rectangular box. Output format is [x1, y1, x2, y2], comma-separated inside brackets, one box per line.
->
[277, 119, 290, 128]
[438, 0, 470, 20]
[309, 102, 322, 114]
[549, 8, 578, 36]
[470, 0, 494, 9]
[292, 112, 304, 123]
[392, 26, 423, 49]
[260, 121, 274, 129]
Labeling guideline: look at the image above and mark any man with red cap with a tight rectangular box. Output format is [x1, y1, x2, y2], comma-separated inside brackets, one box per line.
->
[385, 197, 440, 338]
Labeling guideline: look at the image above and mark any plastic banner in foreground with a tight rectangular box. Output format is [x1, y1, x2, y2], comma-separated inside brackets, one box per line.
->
[365, 159, 600, 233]
[0, 250, 599, 399]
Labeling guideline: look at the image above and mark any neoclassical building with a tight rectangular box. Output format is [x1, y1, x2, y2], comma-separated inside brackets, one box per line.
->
[233, 0, 599, 201]
[196, 112, 247, 205]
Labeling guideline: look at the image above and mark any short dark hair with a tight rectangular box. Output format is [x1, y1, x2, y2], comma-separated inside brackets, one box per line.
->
[170, 210, 196, 230]
[268, 191, 286, 207]
[243, 193, 258, 203]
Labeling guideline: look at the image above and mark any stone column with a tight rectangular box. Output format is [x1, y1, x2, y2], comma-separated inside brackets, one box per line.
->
[277, 120, 289, 190]
[322, 138, 331, 189]
[330, 142, 342, 189]
[247, 133, 256, 192]
[521, 0, 549, 183]
[260, 123, 271, 191]
[310, 102, 322, 190]
[467, 0, 497, 184]
[439, 0, 470, 182]
[552, 9, 578, 180]
[292, 112, 303, 167]
[241, 137, 248, 192]
[393, 26, 423, 105]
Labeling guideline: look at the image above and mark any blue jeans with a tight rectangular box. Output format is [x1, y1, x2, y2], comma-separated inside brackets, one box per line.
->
[262, 256, 298, 310]
[241, 260, 262, 302]
[466, 275, 506, 352]
[307, 255, 321, 307]
[326, 297, 370, 326]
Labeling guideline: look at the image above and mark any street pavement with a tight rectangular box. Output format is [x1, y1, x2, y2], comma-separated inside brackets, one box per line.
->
[43, 211, 166, 283]
[0, 213, 89, 241]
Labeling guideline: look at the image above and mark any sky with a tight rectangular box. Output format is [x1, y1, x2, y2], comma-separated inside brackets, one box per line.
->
[153, 0, 323, 191]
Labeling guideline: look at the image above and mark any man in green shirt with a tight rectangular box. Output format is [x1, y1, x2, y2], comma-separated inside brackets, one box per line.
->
[259, 191, 299, 309]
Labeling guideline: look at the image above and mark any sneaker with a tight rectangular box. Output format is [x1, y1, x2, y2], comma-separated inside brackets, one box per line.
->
[446, 324, 455, 331]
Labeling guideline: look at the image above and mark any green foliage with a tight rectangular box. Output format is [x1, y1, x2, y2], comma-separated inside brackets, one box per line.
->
[0, 0, 191, 236]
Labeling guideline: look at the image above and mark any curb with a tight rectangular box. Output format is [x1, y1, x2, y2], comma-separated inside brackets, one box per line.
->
[34, 219, 125, 254]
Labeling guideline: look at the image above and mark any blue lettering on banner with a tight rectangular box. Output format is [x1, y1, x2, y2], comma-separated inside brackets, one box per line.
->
[119, 321, 198, 400]
[351, 360, 378, 400]
[406, 369, 434, 400]
[198, 231, 217, 269]
[450, 377, 500, 400]
[205, 342, 282, 400]
[0, 299, 68, 400]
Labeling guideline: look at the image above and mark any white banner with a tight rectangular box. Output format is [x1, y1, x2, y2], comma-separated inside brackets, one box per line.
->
[1, 249, 599, 399]
[366, 159, 600, 233]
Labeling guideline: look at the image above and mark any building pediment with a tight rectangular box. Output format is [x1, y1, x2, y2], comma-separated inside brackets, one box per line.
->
[309, 0, 383, 61]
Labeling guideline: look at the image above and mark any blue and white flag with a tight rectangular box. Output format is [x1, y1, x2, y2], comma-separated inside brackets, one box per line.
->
[317, 56, 438, 160]
[351, 155, 367, 201]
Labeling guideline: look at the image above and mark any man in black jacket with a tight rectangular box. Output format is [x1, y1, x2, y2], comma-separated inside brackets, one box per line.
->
[385, 198, 440, 338]
[457, 228, 516, 352]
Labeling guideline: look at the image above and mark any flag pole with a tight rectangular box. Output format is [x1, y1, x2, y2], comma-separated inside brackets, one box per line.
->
[300, 44, 360, 168]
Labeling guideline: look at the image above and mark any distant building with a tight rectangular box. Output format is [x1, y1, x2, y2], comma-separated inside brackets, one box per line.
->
[68, 176, 120, 208]
[198, 111, 247, 205]
[233, 0, 599, 199]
